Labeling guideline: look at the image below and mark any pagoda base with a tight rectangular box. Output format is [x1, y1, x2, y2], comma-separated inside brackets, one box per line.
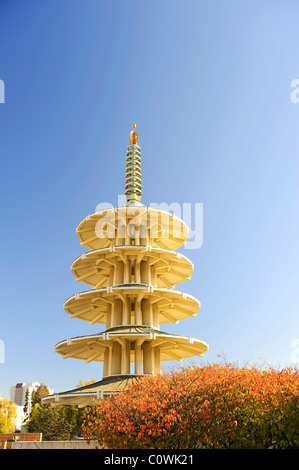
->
[41, 374, 145, 408]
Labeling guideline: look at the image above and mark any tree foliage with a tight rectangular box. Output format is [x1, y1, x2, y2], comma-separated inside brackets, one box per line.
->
[0, 398, 17, 433]
[31, 384, 50, 407]
[76, 379, 96, 388]
[26, 404, 86, 441]
[23, 390, 30, 422]
[82, 363, 299, 449]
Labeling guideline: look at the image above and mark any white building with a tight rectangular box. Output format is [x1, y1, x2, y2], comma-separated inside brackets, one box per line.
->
[10, 382, 54, 415]
[13, 405, 25, 432]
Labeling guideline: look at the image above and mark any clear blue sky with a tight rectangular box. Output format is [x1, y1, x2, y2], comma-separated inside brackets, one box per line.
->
[1, 0, 299, 399]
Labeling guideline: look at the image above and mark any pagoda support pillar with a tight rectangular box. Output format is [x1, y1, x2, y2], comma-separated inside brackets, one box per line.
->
[143, 341, 154, 375]
[134, 339, 144, 375]
[111, 342, 121, 375]
[115, 260, 124, 284]
[140, 260, 149, 284]
[154, 347, 161, 374]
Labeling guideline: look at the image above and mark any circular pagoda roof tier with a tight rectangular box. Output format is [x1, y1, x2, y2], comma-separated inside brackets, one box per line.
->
[64, 285, 200, 325]
[76, 206, 189, 251]
[71, 245, 194, 289]
[55, 325, 208, 363]
[42, 374, 142, 408]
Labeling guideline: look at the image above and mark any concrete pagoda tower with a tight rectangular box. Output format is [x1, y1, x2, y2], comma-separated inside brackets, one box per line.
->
[43, 125, 208, 407]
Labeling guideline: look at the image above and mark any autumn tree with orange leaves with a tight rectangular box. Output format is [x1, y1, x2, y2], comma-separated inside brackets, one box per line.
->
[82, 361, 299, 449]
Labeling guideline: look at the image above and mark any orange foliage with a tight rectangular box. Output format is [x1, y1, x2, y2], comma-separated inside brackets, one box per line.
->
[82, 363, 299, 449]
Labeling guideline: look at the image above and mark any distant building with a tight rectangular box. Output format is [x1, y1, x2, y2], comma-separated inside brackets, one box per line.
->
[10, 382, 54, 415]
[13, 405, 24, 432]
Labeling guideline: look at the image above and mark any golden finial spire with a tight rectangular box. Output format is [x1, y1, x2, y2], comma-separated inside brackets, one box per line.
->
[129, 123, 139, 145]
[126, 123, 142, 206]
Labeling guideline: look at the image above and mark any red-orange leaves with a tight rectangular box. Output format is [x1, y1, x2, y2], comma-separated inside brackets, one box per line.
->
[82, 364, 299, 449]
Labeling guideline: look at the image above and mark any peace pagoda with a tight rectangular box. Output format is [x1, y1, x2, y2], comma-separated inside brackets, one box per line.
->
[43, 125, 208, 407]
